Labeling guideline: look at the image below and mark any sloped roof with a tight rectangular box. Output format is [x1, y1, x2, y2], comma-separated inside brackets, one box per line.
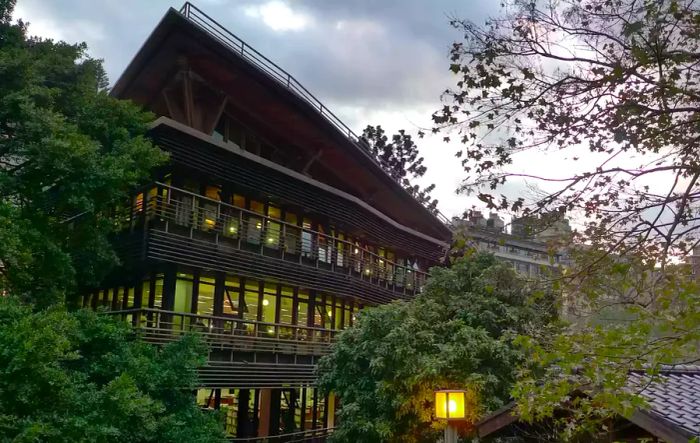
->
[629, 365, 700, 438]
[476, 365, 700, 442]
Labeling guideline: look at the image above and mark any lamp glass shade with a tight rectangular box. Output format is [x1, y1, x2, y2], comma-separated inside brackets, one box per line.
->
[435, 390, 466, 420]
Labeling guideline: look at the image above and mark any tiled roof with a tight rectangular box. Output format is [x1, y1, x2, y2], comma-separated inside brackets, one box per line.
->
[628, 365, 700, 438]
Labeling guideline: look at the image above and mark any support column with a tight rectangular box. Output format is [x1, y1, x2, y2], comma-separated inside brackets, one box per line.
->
[236, 389, 250, 438]
[257, 389, 272, 437]
[269, 389, 281, 436]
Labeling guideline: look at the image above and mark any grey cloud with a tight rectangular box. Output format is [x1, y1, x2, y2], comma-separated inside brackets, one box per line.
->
[13, 0, 501, 217]
[15, 0, 497, 109]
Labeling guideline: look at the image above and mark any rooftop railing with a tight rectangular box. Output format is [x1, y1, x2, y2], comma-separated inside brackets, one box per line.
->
[177, 2, 451, 226]
[178, 2, 364, 149]
[133, 182, 428, 296]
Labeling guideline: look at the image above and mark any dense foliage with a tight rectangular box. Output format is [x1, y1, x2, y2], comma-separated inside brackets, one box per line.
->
[436, 0, 700, 263]
[0, 297, 226, 442]
[0, 0, 166, 307]
[435, 0, 700, 436]
[318, 254, 554, 443]
[512, 250, 700, 440]
[361, 125, 438, 213]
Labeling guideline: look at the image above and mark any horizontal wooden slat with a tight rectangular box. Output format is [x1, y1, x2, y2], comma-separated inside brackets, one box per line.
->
[152, 129, 447, 261]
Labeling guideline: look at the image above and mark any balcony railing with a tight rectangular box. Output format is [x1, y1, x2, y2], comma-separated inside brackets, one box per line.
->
[228, 427, 332, 442]
[110, 308, 335, 356]
[132, 182, 428, 296]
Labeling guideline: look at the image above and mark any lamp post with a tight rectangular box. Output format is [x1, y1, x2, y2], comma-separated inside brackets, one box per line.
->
[435, 389, 467, 443]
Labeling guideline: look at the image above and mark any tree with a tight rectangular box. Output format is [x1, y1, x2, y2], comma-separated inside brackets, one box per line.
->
[512, 248, 700, 440]
[361, 125, 439, 213]
[434, 1, 700, 436]
[435, 0, 700, 264]
[0, 1, 166, 307]
[0, 297, 226, 442]
[317, 253, 554, 443]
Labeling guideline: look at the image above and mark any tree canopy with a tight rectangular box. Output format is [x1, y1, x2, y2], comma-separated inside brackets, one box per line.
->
[0, 297, 226, 442]
[0, 0, 166, 307]
[435, 0, 700, 264]
[361, 125, 438, 213]
[317, 254, 554, 443]
[434, 0, 700, 435]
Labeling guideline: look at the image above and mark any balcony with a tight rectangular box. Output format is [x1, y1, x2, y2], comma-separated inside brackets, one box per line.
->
[111, 308, 335, 357]
[128, 182, 427, 303]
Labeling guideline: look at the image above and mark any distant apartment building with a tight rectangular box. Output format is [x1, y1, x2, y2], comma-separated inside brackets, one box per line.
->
[453, 212, 570, 277]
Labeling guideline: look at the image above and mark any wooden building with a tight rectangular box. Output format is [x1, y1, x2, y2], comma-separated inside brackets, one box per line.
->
[80, 3, 451, 440]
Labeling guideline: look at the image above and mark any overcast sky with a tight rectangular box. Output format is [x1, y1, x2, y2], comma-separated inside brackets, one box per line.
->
[13, 0, 515, 218]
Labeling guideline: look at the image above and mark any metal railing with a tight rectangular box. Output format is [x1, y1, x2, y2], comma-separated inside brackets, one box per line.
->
[133, 183, 428, 295]
[228, 427, 332, 442]
[176, 2, 451, 226]
[110, 308, 335, 355]
[178, 2, 364, 148]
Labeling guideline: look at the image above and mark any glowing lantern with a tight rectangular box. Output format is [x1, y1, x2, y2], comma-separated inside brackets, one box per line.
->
[435, 390, 466, 420]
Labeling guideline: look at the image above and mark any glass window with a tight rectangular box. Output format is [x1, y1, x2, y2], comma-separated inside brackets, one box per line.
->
[153, 274, 163, 309]
[317, 225, 329, 263]
[198, 276, 216, 316]
[297, 290, 309, 340]
[197, 389, 217, 409]
[336, 233, 345, 267]
[250, 200, 264, 214]
[246, 213, 263, 245]
[174, 273, 194, 313]
[223, 276, 240, 316]
[243, 280, 259, 333]
[334, 301, 343, 330]
[284, 212, 299, 255]
[301, 218, 313, 257]
[173, 273, 193, 331]
[221, 389, 238, 437]
[267, 205, 281, 219]
[126, 286, 134, 308]
[280, 291, 293, 339]
[134, 192, 144, 213]
[313, 295, 325, 328]
[261, 283, 277, 337]
[232, 194, 245, 208]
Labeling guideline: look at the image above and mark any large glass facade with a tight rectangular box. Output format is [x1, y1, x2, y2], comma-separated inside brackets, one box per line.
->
[196, 387, 330, 438]
[94, 267, 361, 335]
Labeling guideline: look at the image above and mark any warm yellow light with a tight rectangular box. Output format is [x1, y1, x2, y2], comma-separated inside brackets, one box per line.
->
[262, 299, 269, 306]
[267, 237, 275, 243]
[205, 218, 215, 227]
[435, 390, 466, 420]
[364, 268, 371, 275]
[327, 310, 333, 317]
[353, 248, 359, 254]
[229, 226, 237, 233]
[256, 222, 262, 230]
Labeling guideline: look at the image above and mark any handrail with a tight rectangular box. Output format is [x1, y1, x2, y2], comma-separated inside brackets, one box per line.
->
[178, 2, 364, 148]
[107, 308, 338, 351]
[176, 2, 450, 227]
[153, 182, 423, 276]
[111, 308, 337, 335]
[227, 427, 332, 442]
[134, 182, 428, 294]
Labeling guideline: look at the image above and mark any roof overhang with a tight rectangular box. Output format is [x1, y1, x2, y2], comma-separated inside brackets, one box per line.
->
[111, 6, 452, 242]
[475, 401, 695, 443]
